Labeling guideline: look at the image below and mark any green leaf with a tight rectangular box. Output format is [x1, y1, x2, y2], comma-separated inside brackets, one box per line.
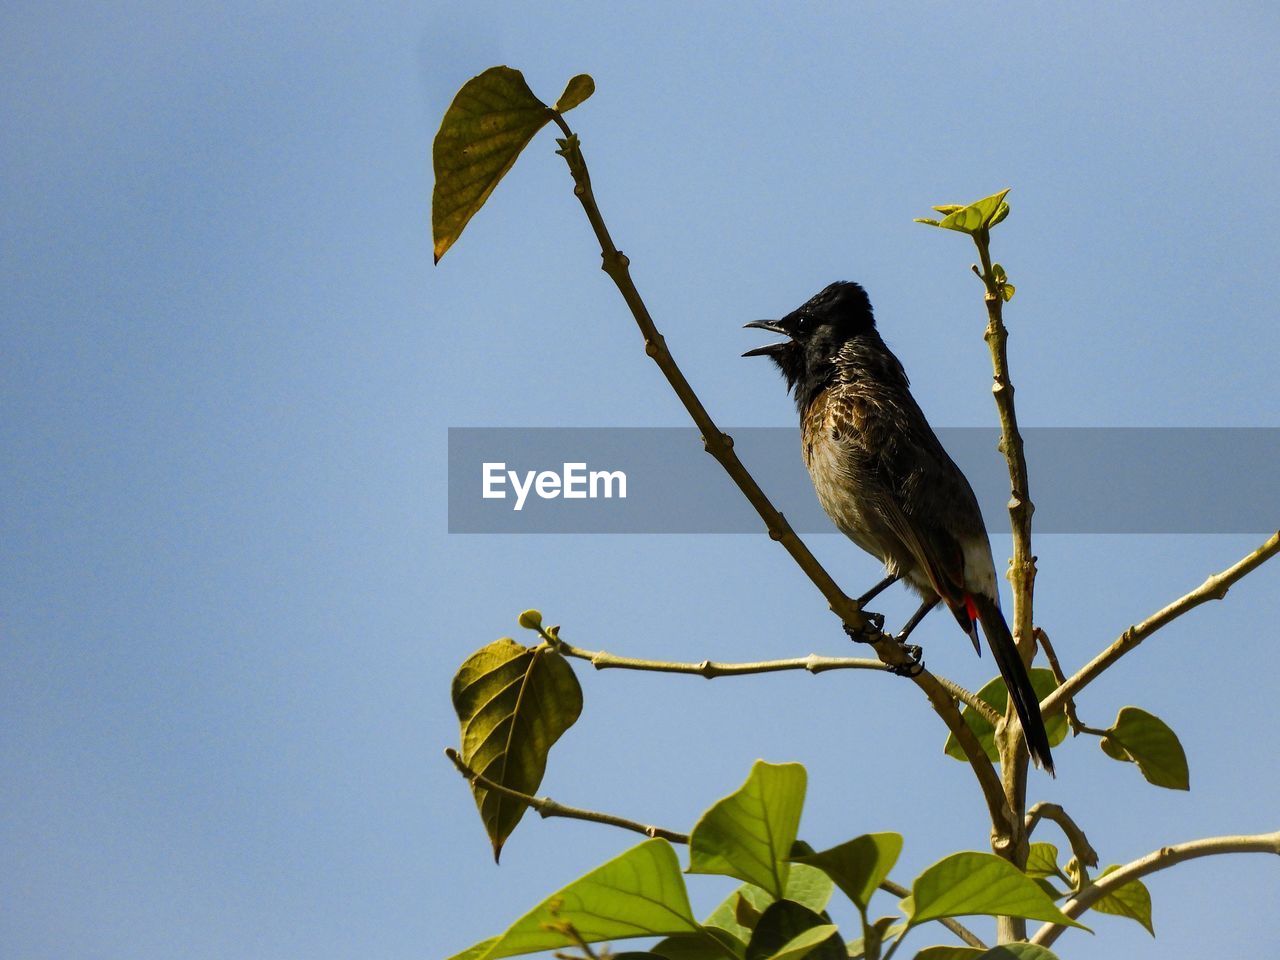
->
[790, 832, 903, 911]
[913, 948, 982, 960]
[913, 942, 1063, 960]
[451, 638, 583, 860]
[432, 65, 554, 262]
[1024, 842, 1060, 880]
[1000, 283, 1016, 302]
[446, 937, 500, 960]
[701, 854, 830, 954]
[555, 74, 596, 113]
[1098, 706, 1189, 790]
[1089, 865, 1154, 934]
[762, 924, 841, 960]
[944, 669, 1066, 762]
[689, 761, 807, 898]
[745, 901, 843, 960]
[913, 218, 943, 227]
[908, 852, 1089, 930]
[653, 930, 744, 960]
[932, 204, 966, 215]
[847, 918, 904, 959]
[472, 839, 701, 959]
[976, 946, 1060, 960]
[935, 189, 1012, 235]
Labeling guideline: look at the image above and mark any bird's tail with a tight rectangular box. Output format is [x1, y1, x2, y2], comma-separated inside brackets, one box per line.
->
[967, 592, 1055, 775]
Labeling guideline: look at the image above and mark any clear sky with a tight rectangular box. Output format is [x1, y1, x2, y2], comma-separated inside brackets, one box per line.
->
[3, 3, 1278, 959]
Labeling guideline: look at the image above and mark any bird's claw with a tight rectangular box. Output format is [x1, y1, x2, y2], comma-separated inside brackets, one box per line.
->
[843, 611, 885, 644]
[888, 641, 924, 677]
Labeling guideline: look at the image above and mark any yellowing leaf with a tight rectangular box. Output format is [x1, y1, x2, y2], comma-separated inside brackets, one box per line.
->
[432, 66, 553, 262]
[555, 74, 596, 113]
[451, 638, 582, 859]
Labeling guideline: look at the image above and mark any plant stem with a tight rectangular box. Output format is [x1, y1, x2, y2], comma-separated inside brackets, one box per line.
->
[1025, 802, 1098, 868]
[1030, 831, 1280, 947]
[1041, 531, 1280, 717]
[553, 639, 887, 677]
[444, 748, 689, 844]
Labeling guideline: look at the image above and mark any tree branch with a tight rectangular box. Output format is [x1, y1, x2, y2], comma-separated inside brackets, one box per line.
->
[552, 638, 887, 677]
[1041, 531, 1280, 717]
[444, 748, 689, 844]
[973, 231, 1036, 659]
[1025, 802, 1098, 869]
[1030, 831, 1280, 947]
[550, 119, 1014, 839]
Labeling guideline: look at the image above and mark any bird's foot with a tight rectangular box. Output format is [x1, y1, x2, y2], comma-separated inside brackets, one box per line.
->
[843, 611, 885, 644]
[887, 641, 924, 677]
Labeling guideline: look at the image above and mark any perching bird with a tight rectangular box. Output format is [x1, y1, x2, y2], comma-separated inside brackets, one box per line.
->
[744, 281, 1054, 773]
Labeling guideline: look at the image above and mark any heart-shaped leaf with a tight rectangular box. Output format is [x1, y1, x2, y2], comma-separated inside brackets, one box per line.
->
[432, 66, 555, 262]
[790, 832, 903, 912]
[908, 852, 1089, 929]
[689, 761, 807, 898]
[1088, 865, 1154, 934]
[944, 669, 1066, 762]
[451, 638, 582, 859]
[745, 901, 843, 960]
[1097, 706, 1189, 790]
[468, 839, 703, 960]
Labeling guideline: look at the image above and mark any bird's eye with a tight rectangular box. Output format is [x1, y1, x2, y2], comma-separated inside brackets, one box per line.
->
[794, 315, 812, 334]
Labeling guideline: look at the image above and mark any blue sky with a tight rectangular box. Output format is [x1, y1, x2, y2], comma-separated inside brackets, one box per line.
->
[2, 3, 1278, 959]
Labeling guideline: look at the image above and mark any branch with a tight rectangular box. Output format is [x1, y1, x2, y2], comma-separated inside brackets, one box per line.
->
[1025, 802, 1098, 869]
[550, 118, 1015, 838]
[1041, 531, 1280, 717]
[444, 748, 689, 844]
[552, 638, 887, 677]
[973, 231, 1036, 658]
[1030, 830, 1280, 948]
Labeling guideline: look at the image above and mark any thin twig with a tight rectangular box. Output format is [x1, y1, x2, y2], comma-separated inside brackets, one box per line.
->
[878, 880, 987, 949]
[1041, 531, 1280, 717]
[550, 118, 1014, 839]
[1025, 802, 1098, 868]
[931, 674, 1004, 728]
[445, 748, 689, 844]
[1034, 628, 1082, 734]
[1030, 831, 1280, 947]
[552, 639, 887, 677]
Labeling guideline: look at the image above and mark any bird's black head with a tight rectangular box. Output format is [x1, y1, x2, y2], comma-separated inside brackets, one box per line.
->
[743, 281, 877, 411]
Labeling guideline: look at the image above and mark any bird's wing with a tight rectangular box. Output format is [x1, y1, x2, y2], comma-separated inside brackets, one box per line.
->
[825, 380, 983, 605]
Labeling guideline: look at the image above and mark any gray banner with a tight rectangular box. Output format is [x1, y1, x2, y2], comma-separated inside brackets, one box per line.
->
[447, 428, 1279, 534]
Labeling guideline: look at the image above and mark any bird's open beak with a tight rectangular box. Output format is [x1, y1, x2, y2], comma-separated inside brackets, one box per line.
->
[742, 319, 792, 358]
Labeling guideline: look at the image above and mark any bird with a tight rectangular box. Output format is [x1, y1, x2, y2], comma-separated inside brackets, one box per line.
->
[743, 280, 1054, 773]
